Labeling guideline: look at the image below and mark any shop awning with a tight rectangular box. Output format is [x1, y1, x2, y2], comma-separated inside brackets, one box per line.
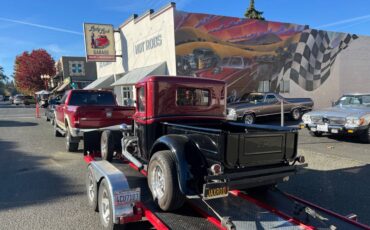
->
[111, 62, 167, 86]
[84, 75, 115, 90]
[56, 81, 70, 92]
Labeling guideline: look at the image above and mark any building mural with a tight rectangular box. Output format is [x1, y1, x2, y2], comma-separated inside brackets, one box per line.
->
[174, 11, 357, 101]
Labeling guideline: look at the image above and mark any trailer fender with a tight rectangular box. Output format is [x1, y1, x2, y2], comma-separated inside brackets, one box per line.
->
[150, 134, 206, 195]
[88, 160, 139, 223]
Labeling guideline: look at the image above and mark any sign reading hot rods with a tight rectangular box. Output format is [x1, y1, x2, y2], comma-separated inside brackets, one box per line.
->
[83, 23, 116, 62]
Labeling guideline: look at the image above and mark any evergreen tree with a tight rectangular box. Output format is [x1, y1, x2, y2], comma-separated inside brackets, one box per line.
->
[245, 0, 265, 20]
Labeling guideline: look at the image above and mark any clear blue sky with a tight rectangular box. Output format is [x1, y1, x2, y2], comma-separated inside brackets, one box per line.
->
[1, 0, 370, 78]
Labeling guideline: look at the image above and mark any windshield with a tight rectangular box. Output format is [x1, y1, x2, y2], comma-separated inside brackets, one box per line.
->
[335, 95, 370, 107]
[68, 91, 116, 106]
[245, 94, 264, 104]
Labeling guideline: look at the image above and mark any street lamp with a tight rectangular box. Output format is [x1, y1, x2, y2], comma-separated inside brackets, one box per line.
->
[40, 74, 50, 91]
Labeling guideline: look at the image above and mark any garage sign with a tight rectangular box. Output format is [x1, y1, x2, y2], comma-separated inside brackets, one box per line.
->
[83, 23, 116, 62]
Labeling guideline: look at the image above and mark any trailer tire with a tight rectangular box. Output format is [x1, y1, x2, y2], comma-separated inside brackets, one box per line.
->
[148, 150, 185, 211]
[66, 127, 79, 152]
[98, 179, 122, 230]
[101, 130, 115, 162]
[86, 165, 98, 212]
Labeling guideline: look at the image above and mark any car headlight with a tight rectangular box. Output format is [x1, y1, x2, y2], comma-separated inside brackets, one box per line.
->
[228, 108, 236, 116]
[302, 114, 311, 124]
[345, 117, 364, 127]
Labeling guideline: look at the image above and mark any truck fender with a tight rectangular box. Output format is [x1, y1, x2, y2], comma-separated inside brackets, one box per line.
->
[150, 134, 204, 195]
[88, 161, 136, 223]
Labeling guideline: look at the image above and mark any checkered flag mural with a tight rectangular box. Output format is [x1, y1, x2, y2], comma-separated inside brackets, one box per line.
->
[277, 29, 358, 91]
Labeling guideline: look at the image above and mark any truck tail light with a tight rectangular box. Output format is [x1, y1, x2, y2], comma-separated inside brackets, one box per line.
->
[210, 164, 222, 175]
[72, 111, 80, 128]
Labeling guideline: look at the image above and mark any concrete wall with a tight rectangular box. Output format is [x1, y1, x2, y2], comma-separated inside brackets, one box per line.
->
[119, 4, 176, 74]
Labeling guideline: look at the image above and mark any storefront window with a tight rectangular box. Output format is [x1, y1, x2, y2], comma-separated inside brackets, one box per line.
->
[121, 86, 134, 106]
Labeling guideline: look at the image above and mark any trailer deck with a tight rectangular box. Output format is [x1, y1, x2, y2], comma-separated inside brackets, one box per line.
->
[84, 155, 369, 230]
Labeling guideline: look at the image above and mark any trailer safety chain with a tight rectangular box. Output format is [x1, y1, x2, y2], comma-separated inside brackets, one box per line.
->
[200, 196, 236, 230]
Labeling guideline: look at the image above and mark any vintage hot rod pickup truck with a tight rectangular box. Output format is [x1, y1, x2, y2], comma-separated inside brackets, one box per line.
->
[85, 76, 306, 213]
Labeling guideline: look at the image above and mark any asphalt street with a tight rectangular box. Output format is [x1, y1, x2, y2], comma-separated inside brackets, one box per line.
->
[0, 102, 369, 229]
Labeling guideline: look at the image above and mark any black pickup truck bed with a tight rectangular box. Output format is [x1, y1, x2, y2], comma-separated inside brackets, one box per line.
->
[163, 121, 298, 169]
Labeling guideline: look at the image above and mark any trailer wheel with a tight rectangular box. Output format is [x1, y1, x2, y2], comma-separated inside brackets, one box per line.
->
[101, 130, 115, 162]
[66, 127, 79, 152]
[53, 121, 62, 137]
[98, 179, 122, 230]
[86, 165, 98, 212]
[148, 150, 185, 211]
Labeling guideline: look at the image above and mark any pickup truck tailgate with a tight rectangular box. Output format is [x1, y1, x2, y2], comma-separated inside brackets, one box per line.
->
[77, 106, 134, 128]
[226, 131, 297, 167]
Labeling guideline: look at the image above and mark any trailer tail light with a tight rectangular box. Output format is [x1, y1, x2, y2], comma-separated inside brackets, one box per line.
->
[210, 164, 222, 175]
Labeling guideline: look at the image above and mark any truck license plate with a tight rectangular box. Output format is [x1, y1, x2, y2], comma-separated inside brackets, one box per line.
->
[203, 182, 228, 200]
[317, 124, 328, 132]
[114, 188, 140, 206]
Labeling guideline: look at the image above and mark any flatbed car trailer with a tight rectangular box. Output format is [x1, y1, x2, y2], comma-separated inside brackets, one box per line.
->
[84, 154, 370, 230]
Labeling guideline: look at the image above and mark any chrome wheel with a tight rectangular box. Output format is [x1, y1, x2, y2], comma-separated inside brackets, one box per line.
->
[152, 165, 165, 199]
[292, 109, 301, 120]
[87, 171, 95, 202]
[243, 114, 254, 124]
[100, 188, 110, 226]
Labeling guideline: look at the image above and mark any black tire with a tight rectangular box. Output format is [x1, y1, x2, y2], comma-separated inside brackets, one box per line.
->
[309, 131, 323, 137]
[54, 121, 62, 137]
[98, 179, 122, 230]
[359, 126, 370, 143]
[148, 150, 185, 211]
[66, 126, 79, 152]
[86, 165, 98, 212]
[101, 131, 115, 162]
[290, 108, 302, 121]
[243, 113, 255, 124]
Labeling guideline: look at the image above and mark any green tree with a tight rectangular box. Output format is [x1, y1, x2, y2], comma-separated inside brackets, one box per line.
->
[0, 66, 7, 81]
[244, 0, 265, 20]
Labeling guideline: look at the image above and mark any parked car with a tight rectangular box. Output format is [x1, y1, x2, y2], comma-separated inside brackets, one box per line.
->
[3, 96, 10, 101]
[301, 93, 370, 143]
[177, 48, 219, 74]
[45, 98, 59, 124]
[13, 95, 25, 105]
[54, 90, 135, 152]
[24, 96, 36, 105]
[0, 95, 3, 101]
[227, 92, 313, 124]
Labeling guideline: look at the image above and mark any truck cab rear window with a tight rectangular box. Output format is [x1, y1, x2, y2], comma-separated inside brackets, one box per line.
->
[69, 92, 116, 106]
[177, 88, 210, 106]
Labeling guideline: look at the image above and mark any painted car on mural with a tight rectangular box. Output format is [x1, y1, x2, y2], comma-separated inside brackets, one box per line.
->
[301, 93, 370, 143]
[196, 56, 259, 99]
[95, 35, 110, 48]
[227, 92, 313, 124]
[176, 48, 219, 75]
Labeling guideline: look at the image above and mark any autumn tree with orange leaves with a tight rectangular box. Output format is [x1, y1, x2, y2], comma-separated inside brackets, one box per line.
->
[14, 49, 55, 95]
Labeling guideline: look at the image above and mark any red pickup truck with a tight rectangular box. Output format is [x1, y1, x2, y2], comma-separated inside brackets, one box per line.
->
[54, 90, 134, 152]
